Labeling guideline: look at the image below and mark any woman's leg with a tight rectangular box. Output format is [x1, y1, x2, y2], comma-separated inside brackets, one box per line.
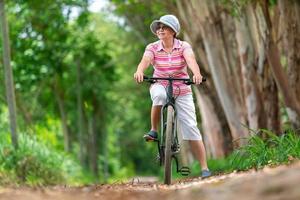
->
[176, 94, 209, 171]
[189, 140, 208, 170]
[151, 105, 162, 131]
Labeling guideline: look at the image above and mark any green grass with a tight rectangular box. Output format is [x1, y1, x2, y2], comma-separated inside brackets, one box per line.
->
[204, 129, 300, 175]
[228, 129, 300, 171]
[163, 129, 300, 180]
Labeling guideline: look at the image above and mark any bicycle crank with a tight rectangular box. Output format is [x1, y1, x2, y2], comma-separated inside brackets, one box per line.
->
[173, 156, 191, 176]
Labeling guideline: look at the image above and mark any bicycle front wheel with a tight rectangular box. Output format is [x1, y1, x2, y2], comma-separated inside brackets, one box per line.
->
[164, 105, 174, 185]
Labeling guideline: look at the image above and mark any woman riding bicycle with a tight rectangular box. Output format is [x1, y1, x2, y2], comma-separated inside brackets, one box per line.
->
[133, 14, 211, 178]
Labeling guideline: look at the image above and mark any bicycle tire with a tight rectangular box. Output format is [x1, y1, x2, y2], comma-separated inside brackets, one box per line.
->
[164, 105, 174, 185]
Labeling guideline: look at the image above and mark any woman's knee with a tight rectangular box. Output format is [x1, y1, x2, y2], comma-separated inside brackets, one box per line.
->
[150, 85, 166, 105]
[154, 92, 166, 101]
[152, 92, 166, 105]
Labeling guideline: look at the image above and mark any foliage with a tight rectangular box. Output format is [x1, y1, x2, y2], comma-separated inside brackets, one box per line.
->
[228, 129, 300, 171]
[1, 0, 161, 184]
[109, 0, 169, 41]
[0, 132, 69, 186]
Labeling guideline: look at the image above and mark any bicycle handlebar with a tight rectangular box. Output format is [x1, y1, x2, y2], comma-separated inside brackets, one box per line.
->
[143, 76, 206, 85]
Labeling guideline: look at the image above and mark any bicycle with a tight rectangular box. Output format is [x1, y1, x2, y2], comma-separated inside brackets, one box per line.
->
[143, 75, 206, 185]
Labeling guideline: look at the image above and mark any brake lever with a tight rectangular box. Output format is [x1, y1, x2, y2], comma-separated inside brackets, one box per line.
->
[184, 77, 207, 85]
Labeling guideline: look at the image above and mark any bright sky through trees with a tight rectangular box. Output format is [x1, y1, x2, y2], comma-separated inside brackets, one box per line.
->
[89, 0, 109, 12]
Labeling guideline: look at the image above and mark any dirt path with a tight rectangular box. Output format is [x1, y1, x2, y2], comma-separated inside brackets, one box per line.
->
[1, 161, 300, 200]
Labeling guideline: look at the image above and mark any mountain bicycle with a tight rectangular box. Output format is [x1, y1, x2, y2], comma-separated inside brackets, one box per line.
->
[143, 75, 206, 185]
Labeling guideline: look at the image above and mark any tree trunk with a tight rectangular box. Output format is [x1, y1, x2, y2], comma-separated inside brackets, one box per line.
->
[235, 6, 266, 131]
[278, 0, 300, 124]
[263, 64, 280, 134]
[190, 0, 249, 146]
[103, 133, 108, 182]
[175, 0, 233, 154]
[0, 0, 18, 149]
[76, 60, 86, 166]
[53, 75, 71, 152]
[258, 1, 300, 128]
[247, 3, 280, 134]
[194, 87, 226, 158]
[88, 112, 98, 179]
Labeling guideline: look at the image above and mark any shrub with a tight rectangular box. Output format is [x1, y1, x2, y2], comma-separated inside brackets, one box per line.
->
[0, 133, 74, 186]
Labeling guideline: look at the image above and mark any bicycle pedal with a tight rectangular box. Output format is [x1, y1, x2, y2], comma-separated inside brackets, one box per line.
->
[178, 167, 190, 176]
[144, 135, 158, 142]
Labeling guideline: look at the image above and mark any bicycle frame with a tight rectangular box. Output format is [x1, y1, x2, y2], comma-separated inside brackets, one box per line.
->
[143, 76, 198, 184]
[144, 76, 193, 143]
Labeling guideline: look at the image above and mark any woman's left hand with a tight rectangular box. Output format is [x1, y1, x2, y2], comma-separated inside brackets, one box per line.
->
[193, 74, 203, 85]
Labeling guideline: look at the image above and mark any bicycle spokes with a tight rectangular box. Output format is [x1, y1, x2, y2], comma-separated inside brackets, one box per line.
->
[156, 141, 164, 166]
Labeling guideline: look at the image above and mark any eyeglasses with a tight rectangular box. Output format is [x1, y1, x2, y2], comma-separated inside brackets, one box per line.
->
[156, 24, 169, 31]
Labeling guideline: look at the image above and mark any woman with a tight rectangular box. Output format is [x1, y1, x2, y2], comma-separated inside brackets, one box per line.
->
[133, 14, 211, 178]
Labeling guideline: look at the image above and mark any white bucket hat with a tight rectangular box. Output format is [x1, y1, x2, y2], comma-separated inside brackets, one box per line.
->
[150, 15, 180, 36]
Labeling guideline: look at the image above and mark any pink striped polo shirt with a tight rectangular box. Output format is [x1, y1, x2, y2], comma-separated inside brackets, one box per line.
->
[143, 38, 194, 96]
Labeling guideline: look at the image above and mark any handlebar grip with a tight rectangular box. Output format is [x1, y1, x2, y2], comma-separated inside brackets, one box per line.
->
[185, 77, 206, 85]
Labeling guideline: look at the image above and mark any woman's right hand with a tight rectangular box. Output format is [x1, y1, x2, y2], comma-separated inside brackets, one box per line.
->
[134, 70, 144, 83]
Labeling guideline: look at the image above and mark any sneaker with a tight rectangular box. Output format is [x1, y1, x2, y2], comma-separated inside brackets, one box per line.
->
[143, 130, 158, 141]
[201, 169, 212, 179]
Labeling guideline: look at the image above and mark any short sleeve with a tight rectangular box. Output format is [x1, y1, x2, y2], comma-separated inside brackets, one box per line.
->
[182, 42, 194, 57]
[143, 44, 154, 62]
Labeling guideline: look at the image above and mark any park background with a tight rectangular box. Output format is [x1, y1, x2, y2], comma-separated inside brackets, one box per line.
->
[0, 0, 299, 186]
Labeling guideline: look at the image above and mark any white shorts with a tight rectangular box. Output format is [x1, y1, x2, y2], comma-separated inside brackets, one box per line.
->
[150, 84, 202, 141]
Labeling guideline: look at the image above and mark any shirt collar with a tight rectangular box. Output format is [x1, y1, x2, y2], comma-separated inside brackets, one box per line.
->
[156, 38, 181, 52]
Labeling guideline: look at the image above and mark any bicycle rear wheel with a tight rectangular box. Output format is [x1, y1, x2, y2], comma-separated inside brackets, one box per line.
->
[164, 105, 174, 185]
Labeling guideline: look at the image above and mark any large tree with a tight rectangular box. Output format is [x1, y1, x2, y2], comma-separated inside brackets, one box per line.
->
[0, 0, 18, 148]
